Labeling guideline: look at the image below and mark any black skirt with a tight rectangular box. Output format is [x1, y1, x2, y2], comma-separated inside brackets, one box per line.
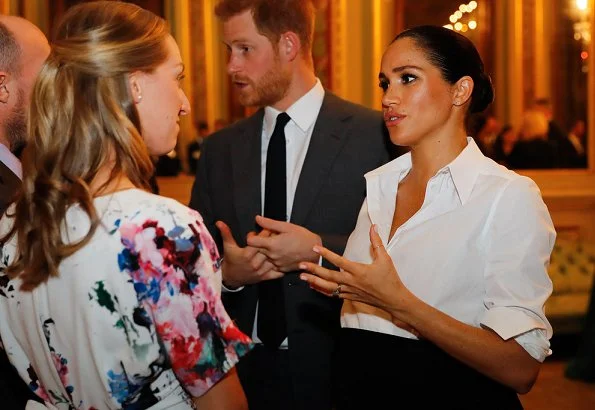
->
[335, 328, 523, 410]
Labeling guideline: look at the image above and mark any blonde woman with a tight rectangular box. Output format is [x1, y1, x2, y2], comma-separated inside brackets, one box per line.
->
[0, 2, 251, 409]
[508, 110, 557, 169]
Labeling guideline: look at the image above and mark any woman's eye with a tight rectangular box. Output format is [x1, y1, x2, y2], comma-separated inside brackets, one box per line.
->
[401, 74, 416, 84]
[378, 80, 389, 91]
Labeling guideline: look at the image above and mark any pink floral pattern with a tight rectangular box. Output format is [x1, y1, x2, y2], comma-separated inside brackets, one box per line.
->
[0, 189, 252, 408]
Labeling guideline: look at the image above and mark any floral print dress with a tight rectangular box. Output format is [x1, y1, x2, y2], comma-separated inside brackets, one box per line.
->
[0, 189, 253, 409]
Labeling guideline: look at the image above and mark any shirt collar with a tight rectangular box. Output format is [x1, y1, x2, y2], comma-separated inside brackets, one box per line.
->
[0, 142, 22, 179]
[365, 137, 486, 205]
[444, 137, 486, 204]
[263, 79, 325, 136]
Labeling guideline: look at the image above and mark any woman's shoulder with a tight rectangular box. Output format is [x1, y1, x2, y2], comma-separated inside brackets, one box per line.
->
[101, 189, 202, 223]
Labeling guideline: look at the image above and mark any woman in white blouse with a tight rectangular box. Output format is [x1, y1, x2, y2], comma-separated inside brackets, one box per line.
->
[299, 25, 554, 410]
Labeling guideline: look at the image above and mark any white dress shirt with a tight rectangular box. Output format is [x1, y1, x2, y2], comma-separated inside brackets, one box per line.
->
[260, 79, 325, 219]
[0, 143, 22, 179]
[341, 138, 555, 362]
[228, 79, 325, 346]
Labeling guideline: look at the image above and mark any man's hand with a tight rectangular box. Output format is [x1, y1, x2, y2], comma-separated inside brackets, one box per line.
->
[217, 221, 283, 288]
[246, 215, 322, 272]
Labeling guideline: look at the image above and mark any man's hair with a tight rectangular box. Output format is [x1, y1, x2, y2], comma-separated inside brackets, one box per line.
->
[0, 21, 22, 75]
[215, 0, 316, 56]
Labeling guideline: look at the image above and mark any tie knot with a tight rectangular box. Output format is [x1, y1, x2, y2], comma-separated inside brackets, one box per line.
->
[275, 112, 291, 129]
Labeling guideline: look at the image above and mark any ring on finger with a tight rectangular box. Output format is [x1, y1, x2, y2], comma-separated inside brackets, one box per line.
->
[331, 283, 342, 298]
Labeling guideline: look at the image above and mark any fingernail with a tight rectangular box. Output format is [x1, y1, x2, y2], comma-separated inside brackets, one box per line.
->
[299, 263, 306, 270]
[299, 274, 308, 281]
[313, 246, 320, 253]
[373, 224, 378, 233]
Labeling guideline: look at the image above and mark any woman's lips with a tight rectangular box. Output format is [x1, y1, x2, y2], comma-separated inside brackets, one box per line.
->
[384, 113, 406, 127]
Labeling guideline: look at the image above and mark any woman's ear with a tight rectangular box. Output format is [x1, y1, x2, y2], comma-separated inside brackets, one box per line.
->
[128, 72, 143, 104]
[452, 76, 473, 107]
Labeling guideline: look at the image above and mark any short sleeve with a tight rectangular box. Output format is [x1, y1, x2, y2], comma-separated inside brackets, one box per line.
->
[118, 205, 253, 397]
[480, 177, 555, 341]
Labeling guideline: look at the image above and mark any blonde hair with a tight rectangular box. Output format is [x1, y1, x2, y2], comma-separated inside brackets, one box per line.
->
[520, 110, 549, 141]
[2, 1, 170, 290]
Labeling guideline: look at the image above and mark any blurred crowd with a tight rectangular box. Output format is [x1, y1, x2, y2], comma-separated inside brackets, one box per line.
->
[469, 98, 587, 169]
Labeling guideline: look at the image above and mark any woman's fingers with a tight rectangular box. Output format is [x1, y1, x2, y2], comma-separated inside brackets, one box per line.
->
[369, 224, 389, 261]
[299, 273, 337, 296]
[299, 261, 346, 284]
[300, 273, 356, 298]
[311, 245, 360, 274]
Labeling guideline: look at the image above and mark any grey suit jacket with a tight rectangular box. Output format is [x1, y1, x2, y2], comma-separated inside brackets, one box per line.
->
[189, 91, 393, 409]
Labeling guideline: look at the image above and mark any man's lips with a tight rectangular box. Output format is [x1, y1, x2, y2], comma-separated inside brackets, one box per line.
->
[232, 77, 251, 88]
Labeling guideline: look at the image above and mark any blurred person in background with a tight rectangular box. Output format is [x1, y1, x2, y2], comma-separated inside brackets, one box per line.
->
[491, 124, 518, 167]
[508, 110, 557, 169]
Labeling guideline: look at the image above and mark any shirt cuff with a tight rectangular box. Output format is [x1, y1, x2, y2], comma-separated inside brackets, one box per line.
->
[480, 306, 548, 340]
[221, 282, 244, 293]
[514, 329, 552, 362]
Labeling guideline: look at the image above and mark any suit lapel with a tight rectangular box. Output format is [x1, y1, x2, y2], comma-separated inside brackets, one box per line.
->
[231, 110, 264, 238]
[291, 93, 352, 226]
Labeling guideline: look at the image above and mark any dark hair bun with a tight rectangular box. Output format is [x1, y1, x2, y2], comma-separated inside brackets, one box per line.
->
[470, 72, 494, 113]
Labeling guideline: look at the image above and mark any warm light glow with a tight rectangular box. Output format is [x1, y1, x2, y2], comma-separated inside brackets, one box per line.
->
[581, 51, 589, 59]
[444, 24, 454, 30]
[576, 0, 588, 11]
[446, 1, 479, 33]
[575, 32, 582, 40]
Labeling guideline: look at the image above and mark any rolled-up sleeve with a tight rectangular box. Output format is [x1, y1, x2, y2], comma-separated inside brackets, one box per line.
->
[480, 176, 555, 345]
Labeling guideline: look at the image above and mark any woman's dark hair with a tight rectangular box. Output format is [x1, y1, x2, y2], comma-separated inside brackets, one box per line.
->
[393, 25, 494, 114]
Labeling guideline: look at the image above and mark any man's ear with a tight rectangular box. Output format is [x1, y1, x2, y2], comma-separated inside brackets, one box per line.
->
[452, 76, 474, 108]
[0, 74, 9, 104]
[278, 31, 300, 62]
[128, 72, 143, 104]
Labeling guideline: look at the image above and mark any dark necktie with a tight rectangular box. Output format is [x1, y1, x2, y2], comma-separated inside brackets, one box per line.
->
[257, 112, 291, 348]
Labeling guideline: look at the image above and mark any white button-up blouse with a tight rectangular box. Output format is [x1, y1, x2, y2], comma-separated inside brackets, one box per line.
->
[341, 138, 555, 362]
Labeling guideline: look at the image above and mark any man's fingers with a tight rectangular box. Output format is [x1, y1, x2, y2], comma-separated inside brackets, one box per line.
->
[249, 252, 269, 272]
[255, 215, 287, 233]
[246, 234, 274, 250]
[247, 228, 272, 240]
[216, 221, 237, 247]
[259, 269, 284, 281]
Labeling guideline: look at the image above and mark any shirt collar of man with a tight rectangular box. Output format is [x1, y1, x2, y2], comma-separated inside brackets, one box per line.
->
[0, 142, 22, 180]
[365, 137, 486, 206]
[263, 78, 325, 136]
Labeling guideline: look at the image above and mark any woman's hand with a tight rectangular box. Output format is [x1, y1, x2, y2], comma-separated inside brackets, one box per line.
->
[299, 224, 413, 316]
